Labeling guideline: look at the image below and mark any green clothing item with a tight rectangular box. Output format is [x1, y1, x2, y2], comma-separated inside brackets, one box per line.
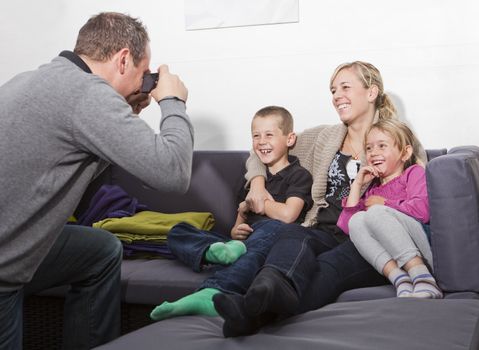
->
[93, 211, 215, 243]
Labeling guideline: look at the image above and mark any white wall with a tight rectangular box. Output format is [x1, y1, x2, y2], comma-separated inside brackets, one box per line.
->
[1, 1, 478, 150]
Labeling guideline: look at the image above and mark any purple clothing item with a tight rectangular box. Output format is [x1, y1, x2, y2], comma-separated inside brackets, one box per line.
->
[77, 185, 148, 226]
[337, 164, 429, 234]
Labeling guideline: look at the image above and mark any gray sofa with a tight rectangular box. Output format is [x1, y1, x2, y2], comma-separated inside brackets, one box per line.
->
[25, 147, 479, 349]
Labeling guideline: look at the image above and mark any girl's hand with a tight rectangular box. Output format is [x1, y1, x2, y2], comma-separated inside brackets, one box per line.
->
[365, 195, 386, 208]
[231, 223, 254, 240]
[355, 165, 379, 187]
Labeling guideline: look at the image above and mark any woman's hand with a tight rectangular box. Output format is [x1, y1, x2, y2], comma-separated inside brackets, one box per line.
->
[245, 178, 274, 215]
[231, 223, 254, 241]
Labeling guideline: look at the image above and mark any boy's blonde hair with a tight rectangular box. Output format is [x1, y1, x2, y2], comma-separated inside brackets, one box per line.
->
[330, 61, 397, 121]
[364, 119, 421, 169]
[253, 106, 294, 135]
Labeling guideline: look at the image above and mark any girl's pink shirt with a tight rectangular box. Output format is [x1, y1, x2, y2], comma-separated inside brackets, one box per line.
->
[337, 164, 429, 235]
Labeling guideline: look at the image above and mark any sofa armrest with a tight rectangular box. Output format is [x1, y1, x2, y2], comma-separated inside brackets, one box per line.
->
[426, 145, 479, 292]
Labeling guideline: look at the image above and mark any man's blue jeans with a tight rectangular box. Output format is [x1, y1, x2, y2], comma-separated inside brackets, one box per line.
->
[168, 219, 284, 295]
[0, 225, 123, 350]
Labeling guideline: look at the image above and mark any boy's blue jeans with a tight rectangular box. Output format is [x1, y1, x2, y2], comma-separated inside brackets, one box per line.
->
[0, 225, 123, 350]
[168, 219, 284, 295]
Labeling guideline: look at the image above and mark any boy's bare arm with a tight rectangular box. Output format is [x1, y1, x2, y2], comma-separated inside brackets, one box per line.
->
[264, 197, 305, 224]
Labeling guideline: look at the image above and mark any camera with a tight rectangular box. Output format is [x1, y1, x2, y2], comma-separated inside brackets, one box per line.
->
[140, 73, 159, 93]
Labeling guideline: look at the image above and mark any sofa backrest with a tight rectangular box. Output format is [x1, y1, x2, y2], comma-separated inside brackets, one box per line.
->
[76, 151, 249, 235]
[77, 149, 449, 234]
[427, 145, 479, 292]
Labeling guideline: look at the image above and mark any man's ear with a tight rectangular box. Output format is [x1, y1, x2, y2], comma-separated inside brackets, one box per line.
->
[117, 48, 131, 75]
[368, 85, 379, 103]
[402, 144, 413, 162]
[287, 132, 297, 148]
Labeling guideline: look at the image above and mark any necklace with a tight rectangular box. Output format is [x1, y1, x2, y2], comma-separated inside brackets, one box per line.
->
[347, 137, 361, 160]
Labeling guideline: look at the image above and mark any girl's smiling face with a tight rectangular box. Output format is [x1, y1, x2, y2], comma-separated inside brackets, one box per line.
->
[365, 128, 412, 184]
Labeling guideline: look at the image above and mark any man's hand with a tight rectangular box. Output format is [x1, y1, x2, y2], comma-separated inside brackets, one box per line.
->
[355, 165, 379, 187]
[231, 223, 254, 241]
[126, 92, 151, 114]
[150, 65, 188, 102]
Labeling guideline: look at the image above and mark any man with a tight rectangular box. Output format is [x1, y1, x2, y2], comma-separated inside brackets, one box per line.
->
[0, 12, 194, 349]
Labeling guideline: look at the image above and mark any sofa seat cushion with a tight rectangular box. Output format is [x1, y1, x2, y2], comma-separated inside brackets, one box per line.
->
[121, 259, 215, 304]
[93, 298, 479, 350]
[336, 285, 396, 302]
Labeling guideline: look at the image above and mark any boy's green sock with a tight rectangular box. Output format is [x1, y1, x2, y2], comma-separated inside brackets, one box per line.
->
[150, 288, 220, 321]
[205, 240, 246, 265]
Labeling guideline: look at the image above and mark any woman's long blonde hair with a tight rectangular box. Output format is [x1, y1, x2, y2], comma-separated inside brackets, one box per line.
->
[330, 61, 397, 121]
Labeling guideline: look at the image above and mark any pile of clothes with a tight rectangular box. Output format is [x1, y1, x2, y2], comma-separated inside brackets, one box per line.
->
[74, 185, 215, 259]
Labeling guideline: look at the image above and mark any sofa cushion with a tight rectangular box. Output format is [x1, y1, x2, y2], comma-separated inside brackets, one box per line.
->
[427, 146, 479, 292]
[336, 285, 396, 302]
[108, 151, 249, 234]
[121, 259, 215, 304]
[93, 298, 479, 350]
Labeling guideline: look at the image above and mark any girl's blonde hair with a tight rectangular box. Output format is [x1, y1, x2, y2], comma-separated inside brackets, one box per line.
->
[364, 119, 421, 169]
[330, 61, 397, 121]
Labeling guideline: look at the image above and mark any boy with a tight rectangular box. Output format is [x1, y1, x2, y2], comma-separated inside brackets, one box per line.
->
[150, 106, 313, 320]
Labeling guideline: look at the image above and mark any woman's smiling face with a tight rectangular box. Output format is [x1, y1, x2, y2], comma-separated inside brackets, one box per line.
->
[330, 67, 377, 126]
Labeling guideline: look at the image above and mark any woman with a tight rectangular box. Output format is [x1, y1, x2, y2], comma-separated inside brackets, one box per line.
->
[213, 61, 427, 337]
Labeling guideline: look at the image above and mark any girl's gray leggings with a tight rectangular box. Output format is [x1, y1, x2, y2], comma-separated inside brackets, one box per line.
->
[348, 205, 432, 274]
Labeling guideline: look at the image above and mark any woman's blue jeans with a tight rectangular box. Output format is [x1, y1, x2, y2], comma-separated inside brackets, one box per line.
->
[0, 225, 123, 350]
[262, 223, 340, 295]
[297, 239, 388, 313]
[260, 223, 388, 313]
[168, 219, 284, 295]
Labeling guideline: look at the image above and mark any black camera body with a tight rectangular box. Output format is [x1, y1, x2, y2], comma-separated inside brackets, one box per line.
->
[140, 73, 159, 93]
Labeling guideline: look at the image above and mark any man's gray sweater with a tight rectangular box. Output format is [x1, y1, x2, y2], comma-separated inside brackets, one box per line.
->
[0, 55, 194, 291]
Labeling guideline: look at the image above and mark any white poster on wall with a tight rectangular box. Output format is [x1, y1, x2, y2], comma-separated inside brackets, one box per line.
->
[185, 0, 299, 30]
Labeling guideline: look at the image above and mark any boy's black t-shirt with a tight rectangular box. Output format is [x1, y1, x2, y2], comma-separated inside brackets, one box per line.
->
[241, 155, 313, 225]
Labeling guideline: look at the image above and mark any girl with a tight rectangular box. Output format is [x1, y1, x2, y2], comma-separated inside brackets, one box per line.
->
[338, 119, 442, 298]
